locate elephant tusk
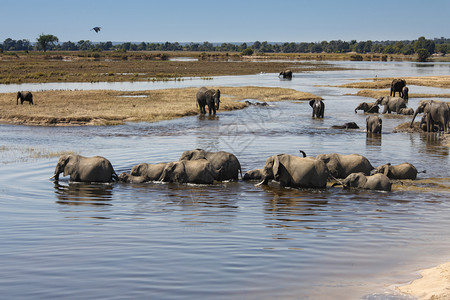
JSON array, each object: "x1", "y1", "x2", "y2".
[{"x1": 49, "y1": 174, "x2": 57, "y2": 180}]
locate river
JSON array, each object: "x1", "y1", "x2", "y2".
[{"x1": 0, "y1": 61, "x2": 449, "y2": 299}]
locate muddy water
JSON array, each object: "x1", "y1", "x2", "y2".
[{"x1": 0, "y1": 61, "x2": 449, "y2": 299}]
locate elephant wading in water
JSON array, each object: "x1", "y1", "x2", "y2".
[
  {"x1": 243, "y1": 169, "x2": 263, "y2": 181},
  {"x1": 159, "y1": 159, "x2": 218, "y2": 184},
  {"x1": 256, "y1": 154, "x2": 329, "y2": 189},
  {"x1": 375, "y1": 96, "x2": 407, "y2": 114},
  {"x1": 333, "y1": 172, "x2": 392, "y2": 192},
  {"x1": 50, "y1": 154, "x2": 117, "y2": 182},
  {"x1": 410, "y1": 100, "x2": 449, "y2": 133},
  {"x1": 316, "y1": 153, "x2": 374, "y2": 179},
  {"x1": 196, "y1": 87, "x2": 220, "y2": 115},
  {"x1": 119, "y1": 162, "x2": 168, "y2": 183},
  {"x1": 279, "y1": 70, "x2": 292, "y2": 79},
  {"x1": 366, "y1": 115, "x2": 382, "y2": 133},
  {"x1": 17, "y1": 91, "x2": 33, "y2": 105},
  {"x1": 390, "y1": 79, "x2": 406, "y2": 98},
  {"x1": 372, "y1": 163, "x2": 420, "y2": 180},
  {"x1": 179, "y1": 149, "x2": 242, "y2": 181},
  {"x1": 309, "y1": 99, "x2": 325, "y2": 118},
  {"x1": 354, "y1": 102, "x2": 379, "y2": 114}
]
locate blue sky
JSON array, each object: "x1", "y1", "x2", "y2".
[{"x1": 2, "y1": 0, "x2": 449, "y2": 43}]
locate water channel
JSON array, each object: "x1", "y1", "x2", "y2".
[{"x1": 0, "y1": 61, "x2": 449, "y2": 299}]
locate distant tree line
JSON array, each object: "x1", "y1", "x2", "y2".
[{"x1": 1, "y1": 35, "x2": 448, "y2": 58}]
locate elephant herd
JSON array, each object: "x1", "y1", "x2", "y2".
[
  {"x1": 51, "y1": 150, "x2": 423, "y2": 193},
  {"x1": 353, "y1": 79, "x2": 449, "y2": 134}
]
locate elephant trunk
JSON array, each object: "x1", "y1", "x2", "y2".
[{"x1": 410, "y1": 109, "x2": 420, "y2": 128}]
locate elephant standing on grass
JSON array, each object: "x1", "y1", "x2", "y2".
[
  {"x1": 17, "y1": 91, "x2": 33, "y2": 105},
  {"x1": 333, "y1": 172, "x2": 392, "y2": 192},
  {"x1": 51, "y1": 154, "x2": 117, "y2": 182},
  {"x1": 372, "y1": 163, "x2": 420, "y2": 180},
  {"x1": 354, "y1": 102, "x2": 379, "y2": 114},
  {"x1": 309, "y1": 99, "x2": 325, "y2": 118},
  {"x1": 390, "y1": 79, "x2": 406, "y2": 97},
  {"x1": 316, "y1": 153, "x2": 374, "y2": 179},
  {"x1": 366, "y1": 115, "x2": 382, "y2": 133},
  {"x1": 279, "y1": 70, "x2": 293, "y2": 79},
  {"x1": 179, "y1": 149, "x2": 242, "y2": 181},
  {"x1": 410, "y1": 100, "x2": 449, "y2": 133},
  {"x1": 159, "y1": 159, "x2": 218, "y2": 184},
  {"x1": 256, "y1": 154, "x2": 329, "y2": 189},
  {"x1": 375, "y1": 96, "x2": 407, "y2": 114},
  {"x1": 196, "y1": 87, "x2": 220, "y2": 115}
]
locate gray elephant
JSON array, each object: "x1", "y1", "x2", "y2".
[
  {"x1": 375, "y1": 96, "x2": 407, "y2": 114},
  {"x1": 130, "y1": 162, "x2": 167, "y2": 181},
  {"x1": 390, "y1": 79, "x2": 406, "y2": 97},
  {"x1": 398, "y1": 107, "x2": 414, "y2": 115},
  {"x1": 372, "y1": 163, "x2": 419, "y2": 180},
  {"x1": 410, "y1": 100, "x2": 449, "y2": 133},
  {"x1": 243, "y1": 169, "x2": 263, "y2": 181},
  {"x1": 402, "y1": 86, "x2": 409, "y2": 101},
  {"x1": 196, "y1": 87, "x2": 220, "y2": 115},
  {"x1": 118, "y1": 172, "x2": 147, "y2": 183},
  {"x1": 279, "y1": 70, "x2": 292, "y2": 79},
  {"x1": 309, "y1": 99, "x2": 325, "y2": 118},
  {"x1": 366, "y1": 115, "x2": 382, "y2": 133},
  {"x1": 159, "y1": 159, "x2": 218, "y2": 184},
  {"x1": 316, "y1": 153, "x2": 374, "y2": 179},
  {"x1": 17, "y1": 91, "x2": 33, "y2": 105},
  {"x1": 50, "y1": 154, "x2": 117, "y2": 182},
  {"x1": 256, "y1": 154, "x2": 329, "y2": 189},
  {"x1": 354, "y1": 102, "x2": 379, "y2": 114},
  {"x1": 331, "y1": 122, "x2": 359, "y2": 129},
  {"x1": 179, "y1": 149, "x2": 242, "y2": 181},
  {"x1": 333, "y1": 172, "x2": 392, "y2": 192}
]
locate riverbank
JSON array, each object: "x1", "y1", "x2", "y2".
[
  {"x1": 0, "y1": 86, "x2": 320, "y2": 126},
  {"x1": 397, "y1": 262, "x2": 450, "y2": 299}
]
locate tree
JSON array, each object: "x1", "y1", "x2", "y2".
[
  {"x1": 416, "y1": 48, "x2": 430, "y2": 62},
  {"x1": 241, "y1": 48, "x2": 254, "y2": 56},
  {"x1": 36, "y1": 34, "x2": 59, "y2": 51}
]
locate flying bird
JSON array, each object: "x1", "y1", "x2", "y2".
[{"x1": 91, "y1": 27, "x2": 101, "y2": 33}]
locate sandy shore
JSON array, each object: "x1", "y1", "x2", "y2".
[{"x1": 397, "y1": 262, "x2": 450, "y2": 299}]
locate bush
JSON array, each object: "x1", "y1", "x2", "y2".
[
  {"x1": 241, "y1": 48, "x2": 254, "y2": 56},
  {"x1": 417, "y1": 48, "x2": 430, "y2": 62}
]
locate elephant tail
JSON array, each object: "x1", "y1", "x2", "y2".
[{"x1": 112, "y1": 170, "x2": 119, "y2": 182}]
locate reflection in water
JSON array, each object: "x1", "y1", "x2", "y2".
[
  {"x1": 366, "y1": 133, "x2": 382, "y2": 147},
  {"x1": 420, "y1": 133, "x2": 449, "y2": 156},
  {"x1": 54, "y1": 182, "x2": 114, "y2": 206}
]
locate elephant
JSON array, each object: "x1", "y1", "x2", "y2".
[
  {"x1": 366, "y1": 115, "x2": 382, "y2": 133},
  {"x1": 50, "y1": 154, "x2": 117, "y2": 182},
  {"x1": 354, "y1": 102, "x2": 379, "y2": 114},
  {"x1": 390, "y1": 79, "x2": 406, "y2": 98},
  {"x1": 316, "y1": 153, "x2": 374, "y2": 179},
  {"x1": 179, "y1": 149, "x2": 242, "y2": 181},
  {"x1": 419, "y1": 113, "x2": 439, "y2": 132},
  {"x1": 410, "y1": 100, "x2": 449, "y2": 133},
  {"x1": 279, "y1": 70, "x2": 292, "y2": 79},
  {"x1": 16, "y1": 91, "x2": 33, "y2": 105},
  {"x1": 309, "y1": 99, "x2": 325, "y2": 118},
  {"x1": 375, "y1": 96, "x2": 407, "y2": 114},
  {"x1": 159, "y1": 159, "x2": 218, "y2": 184},
  {"x1": 256, "y1": 154, "x2": 329, "y2": 189},
  {"x1": 372, "y1": 163, "x2": 419, "y2": 180},
  {"x1": 196, "y1": 87, "x2": 220, "y2": 115},
  {"x1": 331, "y1": 122, "x2": 359, "y2": 129},
  {"x1": 402, "y1": 86, "x2": 409, "y2": 101},
  {"x1": 118, "y1": 172, "x2": 147, "y2": 183},
  {"x1": 333, "y1": 172, "x2": 392, "y2": 192},
  {"x1": 243, "y1": 169, "x2": 263, "y2": 181},
  {"x1": 398, "y1": 107, "x2": 414, "y2": 115},
  {"x1": 130, "y1": 162, "x2": 167, "y2": 182}
]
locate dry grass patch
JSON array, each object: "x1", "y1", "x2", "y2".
[
  {"x1": 334, "y1": 76, "x2": 450, "y2": 89},
  {"x1": 351, "y1": 89, "x2": 450, "y2": 99},
  {"x1": 0, "y1": 86, "x2": 320, "y2": 126}
]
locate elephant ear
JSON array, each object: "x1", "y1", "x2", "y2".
[
  {"x1": 309, "y1": 100, "x2": 315, "y2": 107},
  {"x1": 273, "y1": 155, "x2": 280, "y2": 179},
  {"x1": 383, "y1": 163, "x2": 391, "y2": 176}
]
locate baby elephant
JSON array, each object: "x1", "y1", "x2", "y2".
[
  {"x1": 17, "y1": 91, "x2": 34, "y2": 105},
  {"x1": 309, "y1": 99, "x2": 325, "y2": 118},
  {"x1": 354, "y1": 102, "x2": 379, "y2": 114},
  {"x1": 118, "y1": 172, "x2": 148, "y2": 183},
  {"x1": 243, "y1": 169, "x2": 263, "y2": 181},
  {"x1": 398, "y1": 107, "x2": 414, "y2": 115},
  {"x1": 130, "y1": 162, "x2": 167, "y2": 182},
  {"x1": 331, "y1": 122, "x2": 359, "y2": 129},
  {"x1": 334, "y1": 172, "x2": 392, "y2": 192},
  {"x1": 372, "y1": 163, "x2": 419, "y2": 180},
  {"x1": 366, "y1": 115, "x2": 382, "y2": 133}
]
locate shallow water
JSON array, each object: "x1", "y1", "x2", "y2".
[{"x1": 0, "y1": 61, "x2": 449, "y2": 299}]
